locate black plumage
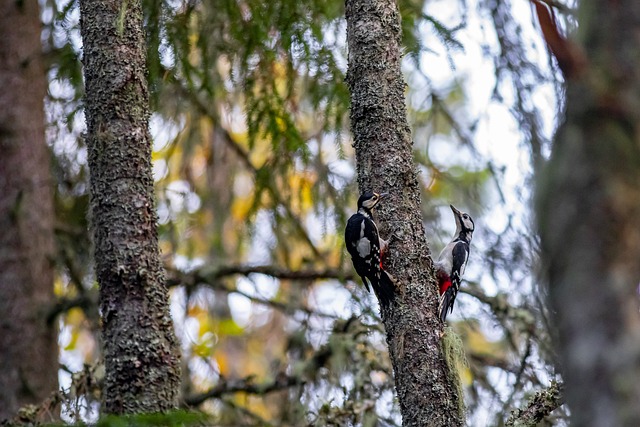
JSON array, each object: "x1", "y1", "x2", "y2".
[{"x1": 345, "y1": 192, "x2": 395, "y2": 307}]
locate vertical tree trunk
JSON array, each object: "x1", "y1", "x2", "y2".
[
  {"x1": 345, "y1": 1, "x2": 464, "y2": 426},
  {"x1": 537, "y1": 2, "x2": 640, "y2": 426},
  {"x1": 79, "y1": 0, "x2": 181, "y2": 413},
  {"x1": 0, "y1": 0, "x2": 57, "y2": 419}
]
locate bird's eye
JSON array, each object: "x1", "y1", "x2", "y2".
[{"x1": 463, "y1": 214, "x2": 468, "y2": 219}]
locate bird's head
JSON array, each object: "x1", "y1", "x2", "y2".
[
  {"x1": 357, "y1": 192, "x2": 388, "y2": 216},
  {"x1": 450, "y1": 204, "x2": 474, "y2": 240}
]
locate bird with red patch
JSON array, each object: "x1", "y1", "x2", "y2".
[
  {"x1": 434, "y1": 205, "x2": 474, "y2": 322},
  {"x1": 344, "y1": 192, "x2": 395, "y2": 307}
]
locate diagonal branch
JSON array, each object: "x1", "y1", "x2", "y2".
[{"x1": 505, "y1": 381, "x2": 564, "y2": 427}]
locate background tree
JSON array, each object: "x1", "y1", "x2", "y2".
[
  {"x1": 0, "y1": 0, "x2": 57, "y2": 420},
  {"x1": 78, "y1": 0, "x2": 181, "y2": 413},
  {"x1": 537, "y1": 1, "x2": 640, "y2": 425}
]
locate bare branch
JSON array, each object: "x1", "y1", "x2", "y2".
[
  {"x1": 46, "y1": 294, "x2": 96, "y2": 325},
  {"x1": 200, "y1": 264, "x2": 353, "y2": 282},
  {"x1": 166, "y1": 264, "x2": 349, "y2": 319},
  {"x1": 48, "y1": 264, "x2": 354, "y2": 321},
  {"x1": 183, "y1": 374, "x2": 304, "y2": 407}
]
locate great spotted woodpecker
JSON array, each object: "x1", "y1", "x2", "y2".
[
  {"x1": 435, "y1": 205, "x2": 474, "y2": 322},
  {"x1": 344, "y1": 192, "x2": 395, "y2": 307}
]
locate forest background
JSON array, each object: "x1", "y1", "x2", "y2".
[{"x1": 5, "y1": 0, "x2": 637, "y2": 425}]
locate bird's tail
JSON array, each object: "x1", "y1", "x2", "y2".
[
  {"x1": 373, "y1": 271, "x2": 396, "y2": 307},
  {"x1": 438, "y1": 286, "x2": 456, "y2": 322}
]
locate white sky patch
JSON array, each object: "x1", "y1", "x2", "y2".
[
  {"x1": 233, "y1": 171, "x2": 254, "y2": 198},
  {"x1": 150, "y1": 113, "x2": 183, "y2": 151},
  {"x1": 309, "y1": 281, "x2": 353, "y2": 318},
  {"x1": 246, "y1": 210, "x2": 276, "y2": 264},
  {"x1": 164, "y1": 180, "x2": 202, "y2": 215},
  {"x1": 228, "y1": 292, "x2": 253, "y2": 328},
  {"x1": 153, "y1": 158, "x2": 169, "y2": 182},
  {"x1": 237, "y1": 274, "x2": 279, "y2": 301}
]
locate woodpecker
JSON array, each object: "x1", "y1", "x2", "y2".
[
  {"x1": 435, "y1": 204, "x2": 474, "y2": 322},
  {"x1": 344, "y1": 192, "x2": 395, "y2": 307}
]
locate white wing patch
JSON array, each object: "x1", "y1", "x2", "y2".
[
  {"x1": 460, "y1": 251, "x2": 469, "y2": 275},
  {"x1": 356, "y1": 220, "x2": 372, "y2": 259},
  {"x1": 357, "y1": 237, "x2": 371, "y2": 259}
]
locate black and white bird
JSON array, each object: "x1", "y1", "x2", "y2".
[
  {"x1": 344, "y1": 192, "x2": 395, "y2": 307},
  {"x1": 434, "y1": 205, "x2": 474, "y2": 322}
]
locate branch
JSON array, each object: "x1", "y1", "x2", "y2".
[
  {"x1": 166, "y1": 265, "x2": 350, "y2": 319},
  {"x1": 505, "y1": 381, "x2": 564, "y2": 427},
  {"x1": 46, "y1": 294, "x2": 96, "y2": 325},
  {"x1": 530, "y1": 0, "x2": 585, "y2": 78},
  {"x1": 183, "y1": 316, "x2": 382, "y2": 408},
  {"x1": 199, "y1": 264, "x2": 354, "y2": 282},
  {"x1": 183, "y1": 373, "x2": 304, "y2": 407},
  {"x1": 48, "y1": 265, "x2": 355, "y2": 321},
  {"x1": 462, "y1": 284, "x2": 536, "y2": 330}
]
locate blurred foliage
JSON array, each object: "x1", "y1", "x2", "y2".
[{"x1": 33, "y1": 0, "x2": 575, "y2": 425}]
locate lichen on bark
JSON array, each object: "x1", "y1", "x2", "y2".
[
  {"x1": 79, "y1": 0, "x2": 181, "y2": 413},
  {"x1": 345, "y1": 0, "x2": 464, "y2": 425}
]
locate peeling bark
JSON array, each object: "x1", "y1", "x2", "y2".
[
  {"x1": 537, "y1": 2, "x2": 640, "y2": 426},
  {"x1": 79, "y1": 0, "x2": 181, "y2": 413},
  {"x1": 0, "y1": 0, "x2": 58, "y2": 419},
  {"x1": 345, "y1": 0, "x2": 464, "y2": 425}
]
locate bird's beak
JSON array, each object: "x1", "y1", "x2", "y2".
[
  {"x1": 378, "y1": 192, "x2": 389, "y2": 199},
  {"x1": 450, "y1": 204, "x2": 461, "y2": 216}
]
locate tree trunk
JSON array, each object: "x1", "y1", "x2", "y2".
[
  {"x1": 345, "y1": 0, "x2": 464, "y2": 426},
  {"x1": 79, "y1": 0, "x2": 181, "y2": 413},
  {"x1": 0, "y1": 0, "x2": 58, "y2": 420},
  {"x1": 536, "y1": 2, "x2": 640, "y2": 426}
]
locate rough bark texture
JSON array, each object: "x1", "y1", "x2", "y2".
[
  {"x1": 79, "y1": 0, "x2": 181, "y2": 413},
  {"x1": 345, "y1": 0, "x2": 463, "y2": 425},
  {"x1": 0, "y1": 0, "x2": 58, "y2": 420},
  {"x1": 536, "y1": 2, "x2": 640, "y2": 426}
]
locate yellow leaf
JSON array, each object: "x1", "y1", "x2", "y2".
[
  {"x1": 192, "y1": 338, "x2": 214, "y2": 358},
  {"x1": 64, "y1": 328, "x2": 79, "y2": 351},
  {"x1": 66, "y1": 307, "x2": 85, "y2": 327},
  {"x1": 217, "y1": 318, "x2": 244, "y2": 336},
  {"x1": 231, "y1": 195, "x2": 254, "y2": 221},
  {"x1": 216, "y1": 353, "x2": 229, "y2": 376}
]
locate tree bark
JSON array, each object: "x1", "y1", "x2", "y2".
[
  {"x1": 345, "y1": 0, "x2": 464, "y2": 425},
  {"x1": 79, "y1": 0, "x2": 181, "y2": 413},
  {"x1": 0, "y1": 0, "x2": 58, "y2": 419},
  {"x1": 536, "y1": 2, "x2": 640, "y2": 426}
]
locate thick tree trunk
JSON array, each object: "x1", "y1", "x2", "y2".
[
  {"x1": 345, "y1": 0, "x2": 464, "y2": 426},
  {"x1": 0, "y1": 0, "x2": 58, "y2": 420},
  {"x1": 79, "y1": 0, "x2": 181, "y2": 413},
  {"x1": 536, "y1": 2, "x2": 640, "y2": 426}
]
